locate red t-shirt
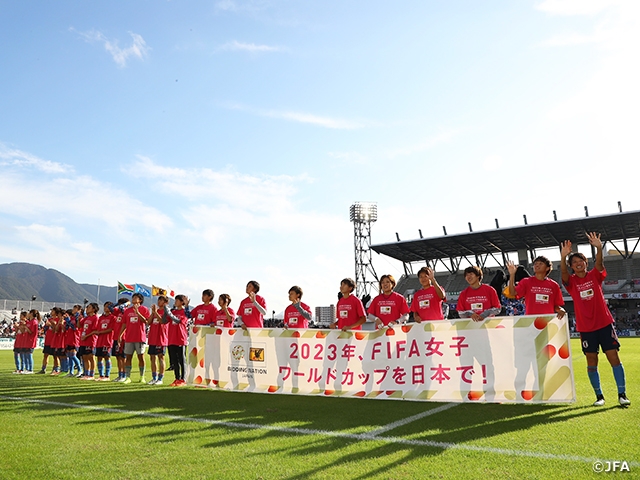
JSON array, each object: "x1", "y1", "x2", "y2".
[
  {"x1": 14, "y1": 327, "x2": 23, "y2": 349},
  {"x1": 122, "y1": 305, "x2": 150, "y2": 343},
  {"x1": 25, "y1": 319, "x2": 39, "y2": 349},
  {"x1": 51, "y1": 318, "x2": 66, "y2": 349},
  {"x1": 95, "y1": 314, "x2": 116, "y2": 348},
  {"x1": 368, "y1": 292, "x2": 410, "y2": 326},
  {"x1": 148, "y1": 310, "x2": 169, "y2": 347},
  {"x1": 44, "y1": 319, "x2": 55, "y2": 346},
  {"x1": 112, "y1": 310, "x2": 124, "y2": 344},
  {"x1": 336, "y1": 295, "x2": 366, "y2": 330},
  {"x1": 65, "y1": 315, "x2": 81, "y2": 347},
  {"x1": 284, "y1": 303, "x2": 311, "y2": 329},
  {"x1": 79, "y1": 315, "x2": 98, "y2": 348},
  {"x1": 456, "y1": 284, "x2": 501, "y2": 314},
  {"x1": 167, "y1": 308, "x2": 188, "y2": 346},
  {"x1": 214, "y1": 307, "x2": 235, "y2": 328},
  {"x1": 191, "y1": 304, "x2": 219, "y2": 326},
  {"x1": 238, "y1": 295, "x2": 266, "y2": 328},
  {"x1": 515, "y1": 276, "x2": 564, "y2": 315},
  {"x1": 411, "y1": 287, "x2": 445, "y2": 320},
  {"x1": 564, "y1": 268, "x2": 613, "y2": 332}
]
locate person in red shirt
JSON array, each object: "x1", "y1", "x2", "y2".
[
  {"x1": 162, "y1": 294, "x2": 190, "y2": 386},
  {"x1": 148, "y1": 296, "x2": 170, "y2": 385},
  {"x1": 238, "y1": 281, "x2": 267, "y2": 329},
  {"x1": 411, "y1": 267, "x2": 447, "y2": 322},
  {"x1": 110, "y1": 298, "x2": 130, "y2": 382},
  {"x1": 456, "y1": 266, "x2": 501, "y2": 321},
  {"x1": 191, "y1": 289, "x2": 219, "y2": 327},
  {"x1": 79, "y1": 303, "x2": 99, "y2": 380},
  {"x1": 330, "y1": 278, "x2": 366, "y2": 331},
  {"x1": 51, "y1": 308, "x2": 67, "y2": 375},
  {"x1": 118, "y1": 293, "x2": 151, "y2": 384},
  {"x1": 38, "y1": 309, "x2": 58, "y2": 374},
  {"x1": 561, "y1": 233, "x2": 630, "y2": 407},
  {"x1": 63, "y1": 306, "x2": 83, "y2": 377},
  {"x1": 284, "y1": 286, "x2": 312, "y2": 329},
  {"x1": 21, "y1": 309, "x2": 40, "y2": 374},
  {"x1": 507, "y1": 257, "x2": 566, "y2": 317},
  {"x1": 368, "y1": 275, "x2": 410, "y2": 329},
  {"x1": 215, "y1": 294, "x2": 235, "y2": 327},
  {"x1": 12, "y1": 312, "x2": 26, "y2": 374},
  {"x1": 92, "y1": 302, "x2": 116, "y2": 381}
]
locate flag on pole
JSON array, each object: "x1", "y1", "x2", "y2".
[
  {"x1": 169, "y1": 289, "x2": 175, "y2": 298},
  {"x1": 152, "y1": 285, "x2": 167, "y2": 297},
  {"x1": 135, "y1": 284, "x2": 151, "y2": 297},
  {"x1": 117, "y1": 282, "x2": 135, "y2": 296}
]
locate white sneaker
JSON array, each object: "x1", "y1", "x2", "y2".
[
  {"x1": 619, "y1": 393, "x2": 631, "y2": 406},
  {"x1": 148, "y1": 379, "x2": 157, "y2": 385},
  {"x1": 155, "y1": 379, "x2": 163, "y2": 385},
  {"x1": 593, "y1": 395, "x2": 605, "y2": 406}
]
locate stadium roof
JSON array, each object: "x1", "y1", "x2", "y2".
[{"x1": 371, "y1": 210, "x2": 640, "y2": 263}]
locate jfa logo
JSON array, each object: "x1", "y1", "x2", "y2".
[{"x1": 593, "y1": 460, "x2": 630, "y2": 473}]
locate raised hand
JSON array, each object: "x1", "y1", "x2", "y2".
[
  {"x1": 586, "y1": 232, "x2": 603, "y2": 249},
  {"x1": 506, "y1": 260, "x2": 517, "y2": 276},
  {"x1": 560, "y1": 240, "x2": 572, "y2": 258}
]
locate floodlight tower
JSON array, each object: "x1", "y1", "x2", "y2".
[{"x1": 350, "y1": 202, "x2": 379, "y2": 298}]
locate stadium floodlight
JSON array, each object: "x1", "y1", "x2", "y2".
[
  {"x1": 349, "y1": 202, "x2": 377, "y2": 223},
  {"x1": 350, "y1": 202, "x2": 379, "y2": 298}
]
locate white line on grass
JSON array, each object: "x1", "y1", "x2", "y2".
[
  {"x1": 1, "y1": 395, "x2": 636, "y2": 467},
  {"x1": 368, "y1": 402, "x2": 458, "y2": 436}
]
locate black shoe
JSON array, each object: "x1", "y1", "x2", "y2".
[
  {"x1": 167, "y1": 366, "x2": 174, "y2": 371},
  {"x1": 593, "y1": 394, "x2": 605, "y2": 406},
  {"x1": 619, "y1": 393, "x2": 631, "y2": 407}
]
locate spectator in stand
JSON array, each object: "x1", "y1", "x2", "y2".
[
  {"x1": 457, "y1": 266, "x2": 501, "y2": 321},
  {"x1": 215, "y1": 294, "x2": 235, "y2": 328},
  {"x1": 284, "y1": 286, "x2": 312, "y2": 329},
  {"x1": 148, "y1": 296, "x2": 170, "y2": 385},
  {"x1": 238, "y1": 281, "x2": 267, "y2": 329},
  {"x1": 411, "y1": 267, "x2": 446, "y2": 322},
  {"x1": 330, "y1": 278, "x2": 366, "y2": 331},
  {"x1": 368, "y1": 275, "x2": 410, "y2": 328},
  {"x1": 162, "y1": 294, "x2": 190, "y2": 386},
  {"x1": 561, "y1": 233, "x2": 631, "y2": 407}
]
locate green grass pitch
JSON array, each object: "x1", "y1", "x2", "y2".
[{"x1": 0, "y1": 338, "x2": 638, "y2": 479}]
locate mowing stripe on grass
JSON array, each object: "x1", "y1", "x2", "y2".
[
  {"x1": 368, "y1": 402, "x2": 458, "y2": 436},
  {"x1": 1, "y1": 395, "x2": 636, "y2": 467}
]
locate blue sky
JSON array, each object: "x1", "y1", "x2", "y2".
[{"x1": 1, "y1": 0, "x2": 639, "y2": 315}]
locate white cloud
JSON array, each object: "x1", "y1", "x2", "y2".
[
  {"x1": 0, "y1": 144, "x2": 73, "y2": 174},
  {"x1": 538, "y1": 32, "x2": 603, "y2": 47},
  {"x1": 218, "y1": 40, "x2": 283, "y2": 53},
  {"x1": 222, "y1": 103, "x2": 368, "y2": 129},
  {"x1": 128, "y1": 156, "x2": 341, "y2": 246},
  {"x1": 71, "y1": 28, "x2": 150, "y2": 67}
]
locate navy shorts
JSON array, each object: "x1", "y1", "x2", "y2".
[
  {"x1": 43, "y1": 345, "x2": 55, "y2": 355},
  {"x1": 111, "y1": 340, "x2": 125, "y2": 358},
  {"x1": 65, "y1": 345, "x2": 78, "y2": 352},
  {"x1": 95, "y1": 346, "x2": 111, "y2": 358},
  {"x1": 580, "y1": 324, "x2": 620, "y2": 354},
  {"x1": 148, "y1": 345, "x2": 166, "y2": 356},
  {"x1": 78, "y1": 346, "x2": 96, "y2": 357},
  {"x1": 22, "y1": 348, "x2": 34, "y2": 354},
  {"x1": 53, "y1": 348, "x2": 65, "y2": 357}
]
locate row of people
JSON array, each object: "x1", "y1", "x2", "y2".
[{"x1": 12, "y1": 240, "x2": 631, "y2": 407}]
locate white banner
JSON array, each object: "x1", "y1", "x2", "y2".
[
  {"x1": 186, "y1": 315, "x2": 575, "y2": 403},
  {"x1": 0, "y1": 337, "x2": 44, "y2": 350}
]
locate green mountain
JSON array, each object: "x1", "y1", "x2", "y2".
[{"x1": 0, "y1": 262, "x2": 118, "y2": 303}]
